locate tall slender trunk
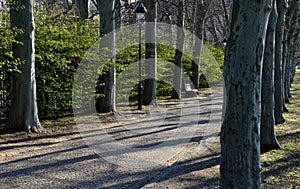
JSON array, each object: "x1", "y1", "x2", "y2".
[
  {"x1": 282, "y1": 26, "x2": 289, "y2": 105},
  {"x1": 274, "y1": 0, "x2": 287, "y2": 124},
  {"x1": 172, "y1": 0, "x2": 184, "y2": 99},
  {"x1": 284, "y1": 1, "x2": 299, "y2": 102},
  {"x1": 220, "y1": 1, "x2": 273, "y2": 188},
  {"x1": 281, "y1": 0, "x2": 298, "y2": 111},
  {"x1": 261, "y1": 1, "x2": 281, "y2": 153},
  {"x1": 7, "y1": 0, "x2": 43, "y2": 132},
  {"x1": 96, "y1": 0, "x2": 116, "y2": 113},
  {"x1": 191, "y1": 1, "x2": 207, "y2": 89},
  {"x1": 221, "y1": 0, "x2": 229, "y2": 37},
  {"x1": 142, "y1": 0, "x2": 157, "y2": 105}
]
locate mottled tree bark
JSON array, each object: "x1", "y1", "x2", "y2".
[
  {"x1": 261, "y1": 1, "x2": 281, "y2": 154},
  {"x1": 220, "y1": 1, "x2": 273, "y2": 188},
  {"x1": 274, "y1": 0, "x2": 287, "y2": 124},
  {"x1": 142, "y1": 0, "x2": 157, "y2": 105},
  {"x1": 283, "y1": 0, "x2": 299, "y2": 104},
  {"x1": 7, "y1": 0, "x2": 43, "y2": 132},
  {"x1": 96, "y1": 0, "x2": 116, "y2": 113}
]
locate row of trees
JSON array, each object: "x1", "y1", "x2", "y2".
[
  {"x1": 1, "y1": 0, "x2": 226, "y2": 130},
  {"x1": 1, "y1": 0, "x2": 300, "y2": 188},
  {"x1": 221, "y1": 0, "x2": 300, "y2": 188}
]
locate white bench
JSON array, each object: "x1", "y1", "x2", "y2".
[{"x1": 184, "y1": 84, "x2": 199, "y2": 97}]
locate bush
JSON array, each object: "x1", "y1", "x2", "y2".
[
  {"x1": 0, "y1": 11, "x2": 22, "y2": 118},
  {"x1": 34, "y1": 11, "x2": 99, "y2": 115}
]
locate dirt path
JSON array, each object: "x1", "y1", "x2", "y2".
[{"x1": 0, "y1": 90, "x2": 223, "y2": 189}]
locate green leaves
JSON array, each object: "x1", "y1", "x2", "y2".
[
  {"x1": 0, "y1": 11, "x2": 22, "y2": 113},
  {"x1": 34, "y1": 12, "x2": 99, "y2": 115}
]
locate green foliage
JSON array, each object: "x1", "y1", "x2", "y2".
[
  {"x1": 116, "y1": 43, "x2": 224, "y2": 102},
  {"x1": 198, "y1": 44, "x2": 224, "y2": 88},
  {"x1": 0, "y1": 11, "x2": 22, "y2": 72},
  {"x1": 207, "y1": 44, "x2": 225, "y2": 72},
  {"x1": 34, "y1": 11, "x2": 99, "y2": 115},
  {"x1": 157, "y1": 44, "x2": 224, "y2": 92},
  {"x1": 0, "y1": 11, "x2": 22, "y2": 118},
  {"x1": 1, "y1": 4, "x2": 225, "y2": 117},
  {"x1": 117, "y1": 43, "x2": 224, "y2": 101}
]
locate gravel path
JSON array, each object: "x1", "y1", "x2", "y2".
[{"x1": 0, "y1": 89, "x2": 222, "y2": 189}]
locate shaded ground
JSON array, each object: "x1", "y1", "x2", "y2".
[
  {"x1": 260, "y1": 70, "x2": 300, "y2": 189},
  {"x1": 0, "y1": 90, "x2": 222, "y2": 189},
  {"x1": 0, "y1": 72, "x2": 300, "y2": 189}
]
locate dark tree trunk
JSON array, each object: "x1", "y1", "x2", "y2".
[
  {"x1": 274, "y1": 0, "x2": 287, "y2": 124},
  {"x1": 96, "y1": 0, "x2": 116, "y2": 113},
  {"x1": 191, "y1": 1, "x2": 207, "y2": 89},
  {"x1": 261, "y1": 1, "x2": 281, "y2": 154},
  {"x1": 283, "y1": 0, "x2": 299, "y2": 104},
  {"x1": 172, "y1": 0, "x2": 184, "y2": 99},
  {"x1": 142, "y1": 0, "x2": 157, "y2": 105},
  {"x1": 75, "y1": 0, "x2": 89, "y2": 20}
]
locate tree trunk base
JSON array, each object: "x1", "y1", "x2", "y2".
[
  {"x1": 171, "y1": 89, "x2": 180, "y2": 99},
  {"x1": 260, "y1": 142, "x2": 281, "y2": 154},
  {"x1": 275, "y1": 117, "x2": 285, "y2": 125},
  {"x1": 27, "y1": 124, "x2": 45, "y2": 133}
]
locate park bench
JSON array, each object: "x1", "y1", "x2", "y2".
[{"x1": 184, "y1": 83, "x2": 199, "y2": 97}]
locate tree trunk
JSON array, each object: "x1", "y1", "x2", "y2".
[
  {"x1": 283, "y1": 1, "x2": 299, "y2": 103},
  {"x1": 96, "y1": 0, "x2": 116, "y2": 113},
  {"x1": 142, "y1": 0, "x2": 157, "y2": 105},
  {"x1": 115, "y1": 0, "x2": 122, "y2": 29},
  {"x1": 274, "y1": 0, "x2": 287, "y2": 124},
  {"x1": 75, "y1": 0, "x2": 89, "y2": 20},
  {"x1": 261, "y1": 1, "x2": 281, "y2": 154},
  {"x1": 221, "y1": 0, "x2": 229, "y2": 37},
  {"x1": 220, "y1": 1, "x2": 273, "y2": 188},
  {"x1": 191, "y1": 1, "x2": 207, "y2": 89},
  {"x1": 287, "y1": 6, "x2": 299, "y2": 89},
  {"x1": 7, "y1": 0, "x2": 43, "y2": 132},
  {"x1": 172, "y1": 0, "x2": 184, "y2": 99},
  {"x1": 281, "y1": 3, "x2": 298, "y2": 113}
]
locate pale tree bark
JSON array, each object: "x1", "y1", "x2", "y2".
[
  {"x1": 206, "y1": 17, "x2": 219, "y2": 42},
  {"x1": 75, "y1": 0, "x2": 89, "y2": 20},
  {"x1": 220, "y1": 1, "x2": 273, "y2": 188},
  {"x1": 221, "y1": 0, "x2": 229, "y2": 37},
  {"x1": 274, "y1": 0, "x2": 287, "y2": 124},
  {"x1": 261, "y1": 1, "x2": 281, "y2": 154},
  {"x1": 172, "y1": 0, "x2": 184, "y2": 99},
  {"x1": 7, "y1": 0, "x2": 43, "y2": 132},
  {"x1": 96, "y1": 0, "x2": 116, "y2": 113},
  {"x1": 142, "y1": 0, "x2": 157, "y2": 105},
  {"x1": 191, "y1": 0, "x2": 210, "y2": 89}
]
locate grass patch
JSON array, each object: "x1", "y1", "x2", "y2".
[{"x1": 261, "y1": 71, "x2": 300, "y2": 189}]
